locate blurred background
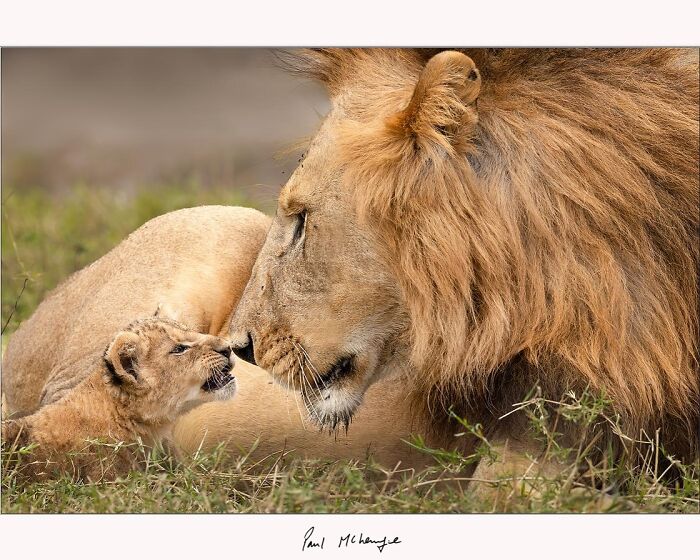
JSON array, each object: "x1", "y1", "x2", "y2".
[
  {"x1": 1, "y1": 48, "x2": 329, "y2": 336},
  {"x1": 3, "y1": 48, "x2": 329, "y2": 200}
]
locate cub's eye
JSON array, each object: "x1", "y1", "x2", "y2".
[
  {"x1": 291, "y1": 210, "x2": 307, "y2": 246},
  {"x1": 170, "y1": 344, "x2": 190, "y2": 355}
]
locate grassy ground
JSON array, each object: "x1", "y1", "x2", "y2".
[
  {"x1": 3, "y1": 407, "x2": 698, "y2": 513},
  {"x1": 2, "y1": 185, "x2": 698, "y2": 513}
]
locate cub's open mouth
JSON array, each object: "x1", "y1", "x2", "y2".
[
  {"x1": 202, "y1": 362, "x2": 234, "y2": 392},
  {"x1": 317, "y1": 355, "x2": 355, "y2": 387}
]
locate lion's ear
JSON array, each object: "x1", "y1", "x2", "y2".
[
  {"x1": 389, "y1": 50, "x2": 481, "y2": 153},
  {"x1": 103, "y1": 331, "x2": 142, "y2": 388}
]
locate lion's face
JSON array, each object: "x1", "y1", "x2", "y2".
[
  {"x1": 230, "y1": 114, "x2": 408, "y2": 429},
  {"x1": 104, "y1": 318, "x2": 236, "y2": 423}
]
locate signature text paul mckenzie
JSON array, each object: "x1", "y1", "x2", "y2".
[{"x1": 302, "y1": 526, "x2": 402, "y2": 553}]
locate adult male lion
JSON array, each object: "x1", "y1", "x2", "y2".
[{"x1": 230, "y1": 48, "x2": 700, "y2": 478}]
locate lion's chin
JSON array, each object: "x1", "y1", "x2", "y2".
[{"x1": 304, "y1": 386, "x2": 364, "y2": 432}]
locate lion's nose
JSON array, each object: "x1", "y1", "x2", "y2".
[
  {"x1": 232, "y1": 332, "x2": 256, "y2": 365},
  {"x1": 215, "y1": 346, "x2": 232, "y2": 360}
]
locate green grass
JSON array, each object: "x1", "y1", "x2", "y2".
[
  {"x1": 1, "y1": 184, "x2": 698, "y2": 513},
  {"x1": 3, "y1": 409, "x2": 698, "y2": 513}
]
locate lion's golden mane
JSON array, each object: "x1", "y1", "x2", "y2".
[{"x1": 282, "y1": 48, "x2": 699, "y2": 458}]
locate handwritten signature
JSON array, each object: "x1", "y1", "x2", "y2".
[{"x1": 302, "y1": 526, "x2": 402, "y2": 553}]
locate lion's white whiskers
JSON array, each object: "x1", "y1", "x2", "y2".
[
  {"x1": 290, "y1": 353, "x2": 308, "y2": 430},
  {"x1": 297, "y1": 353, "x2": 321, "y2": 422},
  {"x1": 292, "y1": 341, "x2": 324, "y2": 402}
]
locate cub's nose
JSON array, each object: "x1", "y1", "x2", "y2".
[{"x1": 232, "y1": 332, "x2": 256, "y2": 365}]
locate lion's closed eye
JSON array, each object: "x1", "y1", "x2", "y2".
[{"x1": 291, "y1": 210, "x2": 307, "y2": 246}]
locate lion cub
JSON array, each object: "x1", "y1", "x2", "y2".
[{"x1": 2, "y1": 318, "x2": 236, "y2": 481}]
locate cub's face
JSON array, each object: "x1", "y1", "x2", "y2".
[{"x1": 103, "y1": 318, "x2": 236, "y2": 423}]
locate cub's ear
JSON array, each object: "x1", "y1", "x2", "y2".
[
  {"x1": 103, "y1": 331, "x2": 142, "y2": 388},
  {"x1": 389, "y1": 50, "x2": 481, "y2": 153}
]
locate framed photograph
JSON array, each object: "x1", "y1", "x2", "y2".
[{"x1": 1, "y1": 2, "x2": 698, "y2": 558}]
